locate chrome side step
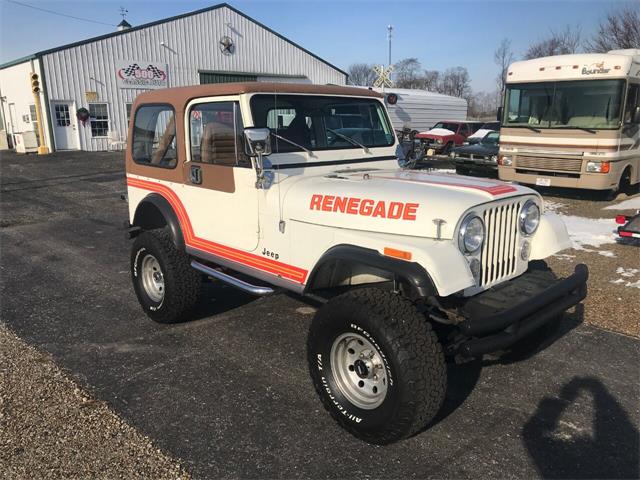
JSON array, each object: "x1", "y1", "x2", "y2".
[{"x1": 190, "y1": 260, "x2": 274, "y2": 296}]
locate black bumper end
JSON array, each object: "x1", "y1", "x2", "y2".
[{"x1": 454, "y1": 263, "x2": 588, "y2": 359}]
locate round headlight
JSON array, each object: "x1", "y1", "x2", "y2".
[
  {"x1": 459, "y1": 214, "x2": 485, "y2": 254},
  {"x1": 519, "y1": 200, "x2": 540, "y2": 235}
]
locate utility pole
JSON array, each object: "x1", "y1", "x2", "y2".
[{"x1": 387, "y1": 25, "x2": 393, "y2": 68}]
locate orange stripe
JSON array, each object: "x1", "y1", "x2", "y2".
[{"x1": 127, "y1": 177, "x2": 308, "y2": 283}]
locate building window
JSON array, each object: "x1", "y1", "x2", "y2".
[
  {"x1": 29, "y1": 104, "x2": 40, "y2": 143},
  {"x1": 189, "y1": 101, "x2": 247, "y2": 166},
  {"x1": 132, "y1": 104, "x2": 177, "y2": 168},
  {"x1": 54, "y1": 104, "x2": 70, "y2": 127},
  {"x1": 89, "y1": 103, "x2": 109, "y2": 137}
]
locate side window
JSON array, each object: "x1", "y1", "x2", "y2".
[
  {"x1": 459, "y1": 124, "x2": 469, "y2": 136},
  {"x1": 132, "y1": 105, "x2": 177, "y2": 168},
  {"x1": 189, "y1": 101, "x2": 248, "y2": 166},
  {"x1": 89, "y1": 103, "x2": 109, "y2": 137},
  {"x1": 624, "y1": 84, "x2": 640, "y2": 124}
]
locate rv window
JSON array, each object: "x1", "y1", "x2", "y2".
[{"x1": 624, "y1": 84, "x2": 639, "y2": 124}]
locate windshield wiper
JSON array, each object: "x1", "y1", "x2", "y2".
[
  {"x1": 327, "y1": 128, "x2": 370, "y2": 153},
  {"x1": 523, "y1": 125, "x2": 542, "y2": 133},
  {"x1": 573, "y1": 126, "x2": 597, "y2": 134},
  {"x1": 271, "y1": 133, "x2": 315, "y2": 156}
]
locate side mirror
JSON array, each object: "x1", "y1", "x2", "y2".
[
  {"x1": 244, "y1": 127, "x2": 272, "y2": 157},
  {"x1": 496, "y1": 106, "x2": 503, "y2": 122},
  {"x1": 244, "y1": 128, "x2": 272, "y2": 189}
]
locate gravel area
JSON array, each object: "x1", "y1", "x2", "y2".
[
  {"x1": 540, "y1": 189, "x2": 640, "y2": 338},
  {"x1": 0, "y1": 324, "x2": 190, "y2": 479}
]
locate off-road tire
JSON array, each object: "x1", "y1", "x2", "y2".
[
  {"x1": 456, "y1": 166, "x2": 470, "y2": 176},
  {"x1": 307, "y1": 289, "x2": 446, "y2": 444},
  {"x1": 131, "y1": 228, "x2": 201, "y2": 323}
]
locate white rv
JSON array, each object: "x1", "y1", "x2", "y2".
[
  {"x1": 371, "y1": 87, "x2": 468, "y2": 133},
  {"x1": 498, "y1": 49, "x2": 640, "y2": 194}
]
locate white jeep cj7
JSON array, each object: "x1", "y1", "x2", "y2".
[{"x1": 125, "y1": 83, "x2": 588, "y2": 444}]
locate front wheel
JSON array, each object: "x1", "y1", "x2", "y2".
[{"x1": 307, "y1": 289, "x2": 446, "y2": 444}]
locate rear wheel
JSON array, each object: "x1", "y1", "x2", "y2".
[
  {"x1": 131, "y1": 228, "x2": 201, "y2": 323},
  {"x1": 307, "y1": 289, "x2": 446, "y2": 444},
  {"x1": 456, "y1": 166, "x2": 470, "y2": 176}
]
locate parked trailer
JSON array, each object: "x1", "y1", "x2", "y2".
[{"x1": 370, "y1": 87, "x2": 467, "y2": 133}]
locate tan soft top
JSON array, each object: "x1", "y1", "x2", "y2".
[{"x1": 133, "y1": 82, "x2": 383, "y2": 110}]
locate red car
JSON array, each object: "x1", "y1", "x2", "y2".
[{"x1": 415, "y1": 121, "x2": 484, "y2": 155}]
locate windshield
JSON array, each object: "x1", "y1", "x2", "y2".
[
  {"x1": 504, "y1": 79, "x2": 625, "y2": 130},
  {"x1": 481, "y1": 132, "x2": 500, "y2": 145},
  {"x1": 432, "y1": 122, "x2": 459, "y2": 132},
  {"x1": 250, "y1": 94, "x2": 394, "y2": 153}
]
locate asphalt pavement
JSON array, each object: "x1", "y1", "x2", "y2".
[{"x1": 1, "y1": 150, "x2": 638, "y2": 479}]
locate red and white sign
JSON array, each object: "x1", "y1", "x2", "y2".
[{"x1": 116, "y1": 60, "x2": 168, "y2": 89}]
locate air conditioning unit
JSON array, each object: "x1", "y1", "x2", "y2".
[{"x1": 14, "y1": 131, "x2": 39, "y2": 153}]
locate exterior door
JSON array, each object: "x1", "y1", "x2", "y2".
[
  {"x1": 51, "y1": 101, "x2": 79, "y2": 150},
  {"x1": 182, "y1": 98, "x2": 259, "y2": 251}
]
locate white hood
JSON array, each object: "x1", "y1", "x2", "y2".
[{"x1": 284, "y1": 169, "x2": 534, "y2": 240}]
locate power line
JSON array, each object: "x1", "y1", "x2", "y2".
[{"x1": 5, "y1": 0, "x2": 116, "y2": 27}]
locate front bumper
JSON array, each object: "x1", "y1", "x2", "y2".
[
  {"x1": 451, "y1": 262, "x2": 588, "y2": 358},
  {"x1": 454, "y1": 158, "x2": 498, "y2": 171}
]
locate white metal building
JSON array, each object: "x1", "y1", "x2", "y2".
[{"x1": 0, "y1": 3, "x2": 347, "y2": 152}]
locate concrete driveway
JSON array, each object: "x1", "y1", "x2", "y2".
[{"x1": 1, "y1": 150, "x2": 638, "y2": 479}]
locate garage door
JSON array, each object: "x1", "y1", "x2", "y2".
[{"x1": 199, "y1": 72, "x2": 258, "y2": 84}]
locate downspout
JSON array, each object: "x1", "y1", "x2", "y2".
[{"x1": 37, "y1": 56, "x2": 56, "y2": 152}]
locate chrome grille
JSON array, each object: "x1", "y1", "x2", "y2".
[
  {"x1": 480, "y1": 201, "x2": 521, "y2": 286},
  {"x1": 516, "y1": 156, "x2": 583, "y2": 172}
]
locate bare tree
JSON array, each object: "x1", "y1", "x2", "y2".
[
  {"x1": 524, "y1": 25, "x2": 582, "y2": 59},
  {"x1": 494, "y1": 38, "x2": 515, "y2": 94},
  {"x1": 423, "y1": 70, "x2": 440, "y2": 92},
  {"x1": 347, "y1": 63, "x2": 377, "y2": 86},
  {"x1": 394, "y1": 58, "x2": 423, "y2": 89},
  {"x1": 585, "y1": 6, "x2": 640, "y2": 52},
  {"x1": 440, "y1": 67, "x2": 471, "y2": 98}
]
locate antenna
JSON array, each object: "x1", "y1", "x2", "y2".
[{"x1": 119, "y1": 6, "x2": 128, "y2": 21}]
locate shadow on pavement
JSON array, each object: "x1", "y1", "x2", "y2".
[{"x1": 523, "y1": 376, "x2": 640, "y2": 479}]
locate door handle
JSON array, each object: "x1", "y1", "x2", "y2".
[{"x1": 190, "y1": 165, "x2": 202, "y2": 184}]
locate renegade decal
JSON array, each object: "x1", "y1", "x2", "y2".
[{"x1": 310, "y1": 194, "x2": 419, "y2": 220}]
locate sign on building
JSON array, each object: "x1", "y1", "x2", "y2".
[{"x1": 115, "y1": 60, "x2": 168, "y2": 89}]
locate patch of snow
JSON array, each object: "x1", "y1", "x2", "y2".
[
  {"x1": 598, "y1": 250, "x2": 616, "y2": 258},
  {"x1": 468, "y1": 128, "x2": 494, "y2": 139},
  {"x1": 544, "y1": 200, "x2": 568, "y2": 214},
  {"x1": 554, "y1": 253, "x2": 576, "y2": 261},
  {"x1": 616, "y1": 267, "x2": 638, "y2": 277},
  {"x1": 432, "y1": 168, "x2": 457, "y2": 174},
  {"x1": 558, "y1": 214, "x2": 617, "y2": 250},
  {"x1": 603, "y1": 196, "x2": 640, "y2": 210}
]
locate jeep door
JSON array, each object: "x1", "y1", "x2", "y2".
[{"x1": 181, "y1": 98, "x2": 259, "y2": 251}]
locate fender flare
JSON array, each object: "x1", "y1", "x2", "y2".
[
  {"x1": 132, "y1": 193, "x2": 185, "y2": 249},
  {"x1": 304, "y1": 244, "x2": 437, "y2": 298}
]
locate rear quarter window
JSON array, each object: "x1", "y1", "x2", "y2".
[{"x1": 132, "y1": 104, "x2": 178, "y2": 168}]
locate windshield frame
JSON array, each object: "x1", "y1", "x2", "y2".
[
  {"x1": 503, "y1": 78, "x2": 626, "y2": 131},
  {"x1": 248, "y1": 93, "x2": 395, "y2": 153}
]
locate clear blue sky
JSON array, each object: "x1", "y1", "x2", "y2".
[{"x1": 0, "y1": 0, "x2": 631, "y2": 93}]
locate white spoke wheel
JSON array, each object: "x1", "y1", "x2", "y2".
[
  {"x1": 330, "y1": 333, "x2": 388, "y2": 410},
  {"x1": 141, "y1": 254, "x2": 165, "y2": 302}
]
